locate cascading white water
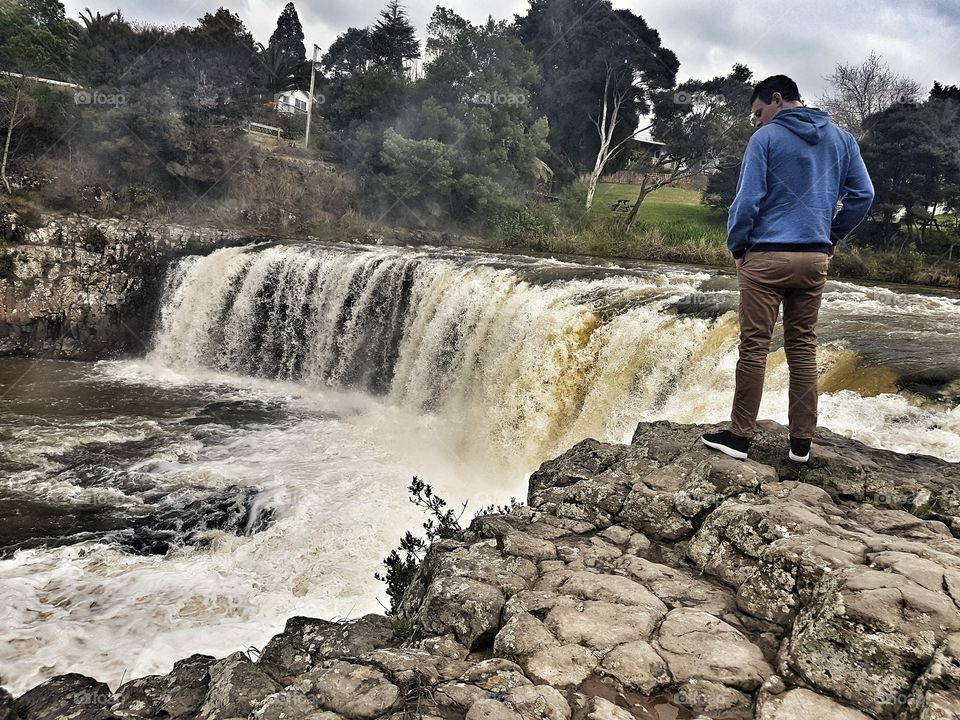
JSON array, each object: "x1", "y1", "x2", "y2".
[
  {"x1": 151, "y1": 242, "x2": 960, "y2": 468},
  {"x1": 151, "y1": 243, "x2": 727, "y2": 470}
]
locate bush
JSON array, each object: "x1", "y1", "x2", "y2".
[
  {"x1": 369, "y1": 129, "x2": 455, "y2": 226},
  {"x1": 80, "y1": 226, "x2": 109, "y2": 252},
  {"x1": 375, "y1": 478, "x2": 522, "y2": 615},
  {"x1": 486, "y1": 198, "x2": 561, "y2": 248},
  {"x1": 375, "y1": 478, "x2": 466, "y2": 615},
  {"x1": 0, "y1": 251, "x2": 15, "y2": 279},
  {"x1": 451, "y1": 174, "x2": 505, "y2": 221},
  {"x1": 829, "y1": 246, "x2": 960, "y2": 287},
  {"x1": 127, "y1": 184, "x2": 160, "y2": 207}
]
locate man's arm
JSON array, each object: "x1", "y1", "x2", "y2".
[
  {"x1": 727, "y1": 132, "x2": 768, "y2": 259},
  {"x1": 830, "y1": 136, "x2": 875, "y2": 245}
]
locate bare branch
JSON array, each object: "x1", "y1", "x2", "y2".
[{"x1": 817, "y1": 51, "x2": 921, "y2": 139}]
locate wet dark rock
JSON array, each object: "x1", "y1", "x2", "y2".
[
  {"x1": 0, "y1": 481, "x2": 274, "y2": 558},
  {"x1": 0, "y1": 491, "x2": 133, "y2": 558},
  {"x1": 667, "y1": 292, "x2": 738, "y2": 320},
  {"x1": 119, "y1": 484, "x2": 274, "y2": 556},
  {"x1": 110, "y1": 653, "x2": 214, "y2": 719},
  {"x1": 0, "y1": 687, "x2": 19, "y2": 720},
  {"x1": 179, "y1": 400, "x2": 287, "y2": 428},
  {"x1": 258, "y1": 615, "x2": 399, "y2": 685},
  {"x1": 13, "y1": 674, "x2": 112, "y2": 720}
]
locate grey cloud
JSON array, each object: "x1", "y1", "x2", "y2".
[
  {"x1": 622, "y1": 0, "x2": 959, "y2": 98},
  {"x1": 62, "y1": 0, "x2": 958, "y2": 95}
]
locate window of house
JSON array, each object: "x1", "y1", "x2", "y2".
[{"x1": 295, "y1": 99, "x2": 307, "y2": 111}]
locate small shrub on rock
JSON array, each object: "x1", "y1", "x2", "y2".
[
  {"x1": 0, "y1": 251, "x2": 15, "y2": 279},
  {"x1": 376, "y1": 478, "x2": 523, "y2": 614},
  {"x1": 80, "y1": 226, "x2": 109, "y2": 252},
  {"x1": 128, "y1": 184, "x2": 159, "y2": 207},
  {"x1": 376, "y1": 478, "x2": 467, "y2": 614}
]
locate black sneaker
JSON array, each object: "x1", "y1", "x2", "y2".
[
  {"x1": 789, "y1": 436, "x2": 812, "y2": 463},
  {"x1": 701, "y1": 430, "x2": 750, "y2": 460}
]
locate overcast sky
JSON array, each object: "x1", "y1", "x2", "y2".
[{"x1": 62, "y1": 0, "x2": 959, "y2": 99}]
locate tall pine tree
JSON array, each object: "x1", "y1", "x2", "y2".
[
  {"x1": 370, "y1": 0, "x2": 419, "y2": 74},
  {"x1": 268, "y1": 2, "x2": 306, "y2": 65}
]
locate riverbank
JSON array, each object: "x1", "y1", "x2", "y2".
[
  {"x1": 5, "y1": 420, "x2": 959, "y2": 720},
  {"x1": 500, "y1": 218, "x2": 960, "y2": 290},
  {"x1": 4, "y1": 191, "x2": 960, "y2": 299}
]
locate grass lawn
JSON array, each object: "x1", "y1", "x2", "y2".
[{"x1": 591, "y1": 181, "x2": 728, "y2": 246}]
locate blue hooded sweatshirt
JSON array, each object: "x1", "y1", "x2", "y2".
[{"x1": 726, "y1": 107, "x2": 875, "y2": 258}]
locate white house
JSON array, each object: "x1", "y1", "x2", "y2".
[{"x1": 276, "y1": 89, "x2": 312, "y2": 114}]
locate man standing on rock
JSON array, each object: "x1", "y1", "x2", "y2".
[{"x1": 701, "y1": 75, "x2": 874, "y2": 462}]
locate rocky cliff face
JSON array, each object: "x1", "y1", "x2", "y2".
[
  {"x1": 0, "y1": 212, "x2": 255, "y2": 359},
  {"x1": 5, "y1": 421, "x2": 959, "y2": 720}
]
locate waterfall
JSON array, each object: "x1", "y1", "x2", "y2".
[
  {"x1": 150, "y1": 242, "x2": 960, "y2": 470},
  {"x1": 151, "y1": 243, "x2": 724, "y2": 467}
]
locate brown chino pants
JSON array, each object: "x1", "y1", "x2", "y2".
[{"x1": 731, "y1": 250, "x2": 829, "y2": 440}]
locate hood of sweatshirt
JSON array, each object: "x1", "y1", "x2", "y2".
[{"x1": 771, "y1": 107, "x2": 831, "y2": 144}]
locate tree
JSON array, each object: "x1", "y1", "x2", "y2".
[
  {"x1": 257, "y1": 42, "x2": 309, "y2": 94},
  {"x1": 0, "y1": 0, "x2": 76, "y2": 78},
  {"x1": 71, "y1": 6, "x2": 137, "y2": 86},
  {"x1": 267, "y1": 2, "x2": 306, "y2": 67},
  {"x1": 322, "y1": 27, "x2": 373, "y2": 77},
  {"x1": 816, "y1": 52, "x2": 921, "y2": 140},
  {"x1": 622, "y1": 66, "x2": 754, "y2": 232},
  {"x1": 860, "y1": 99, "x2": 960, "y2": 251},
  {"x1": 930, "y1": 81, "x2": 960, "y2": 103},
  {"x1": 357, "y1": 8, "x2": 550, "y2": 224},
  {"x1": 0, "y1": 76, "x2": 36, "y2": 193},
  {"x1": 370, "y1": 0, "x2": 419, "y2": 74},
  {"x1": 375, "y1": 128, "x2": 454, "y2": 222},
  {"x1": 319, "y1": 3, "x2": 419, "y2": 129},
  {"x1": 702, "y1": 160, "x2": 741, "y2": 212},
  {"x1": 514, "y1": 0, "x2": 678, "y2": 179},
  {"x1": 178, "y1": 8, "x2": 262, "y2": 114},
  {"x1": 416, "y1": 10, "x2": 548, "y2": 203},
  {"x1": 585, "y1": 64, "x2": 646, "y2": 210},
  {"x1": 417, "y1": 6, "x2": 547, "y2": 180}
]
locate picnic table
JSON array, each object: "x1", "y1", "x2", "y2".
[{"x1": 611, "y1": 198, "x2": 632, "y2": 212}]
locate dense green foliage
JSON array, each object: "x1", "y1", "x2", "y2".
[
  {"x1": 0, "y1": 0, "x2": 75, "y2": 76},
  {"x1": 859, "y1": 96, "x2": 960, "y2": 253},
  {"x1": 515, "y1": 0, "x2": 678, "y2": 180},
  {"x1": 0, "y1": 0, "x2": 956, "y2": 283}
]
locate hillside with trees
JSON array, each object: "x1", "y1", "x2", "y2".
[{"x1": 0, "y1": 0, "x2": 958, "y2": 285}]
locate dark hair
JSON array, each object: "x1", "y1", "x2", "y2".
[{"x1": 750, "y1": 75, "x2": 801, "y2": 105}]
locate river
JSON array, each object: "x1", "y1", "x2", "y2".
[{"x1": 1, "y1": 240, "x2": 958, "y2": 694}]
